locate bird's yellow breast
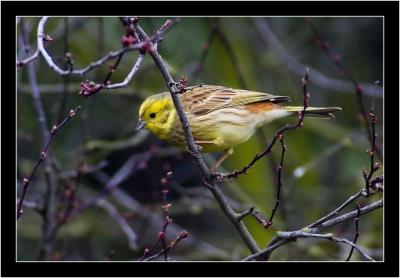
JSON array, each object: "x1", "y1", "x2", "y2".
[{"x1": 162, "y1": 107, "x2": 260, "y2": 152}]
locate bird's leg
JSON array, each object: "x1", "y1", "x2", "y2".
[
  {"x1": 212, "y1": 148, "x2": 234, "y2": 171},
  {"x1": 195, "y1": 140, "x2": 213, "y2": 152}
]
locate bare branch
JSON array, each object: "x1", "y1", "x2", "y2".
[
  {"x1": 142, "y1": 231, "x2": 189, "y2": 261},
  {"x1": 346, "y1": 204, "x2": 361, "y2": 261},
  {"x1": 17, "y1": 50, "x2": 40, "y2": 70},
  {"x1": 237, "y1": 206, "x2": 269, "y2": 227},
  {"x1": 135, "y1": 23, "x2": 261, "y2": 255},
  {"x1": 276, "y1": 231, "x2": 374, "y2": 261},
  {"x1": 139, "y1": 171, "x2": 176, "y2": 261},
  {"x1": 219, "y1": 68, "x2": 309, "y2": 180},
  {"x1": 243, "y1": 199, "x2": 382, "y2": 261},
  {"x1": 252, "y1": 18, "x2": 382, "y2": 98},
  {"x1": 17, "y1": 106, "x2": 81, "y2": 219},
  {"x1": 36, "y1": 17, "x2": 146, "y2": 76},
  {"x1": 307, "y1": 189, "x2": 364, "y2": 228},
  {"x1": 111, "y1": 188, "x2": 232, "y2": 260},
  {"x1": 78, "y1": 53, "x2": 145, "y2": 97},
  {"x1": 96, "y1": 199, "x2": 138, "y2": 250},
  {"x1": 306, "y1": 18, "x2": 382, "y2": 160},
  {"x1": 72, "y1": 147, "x2": 157, "y2": 216},
  {"x1": 363, "y1": 108, "x2": 380, "y2": 195}
]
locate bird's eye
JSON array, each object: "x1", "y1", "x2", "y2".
[{"x1": 149, "y1": 112, "x2": 156, "y2": 119}]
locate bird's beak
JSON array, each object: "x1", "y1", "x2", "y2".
[{"x1": 136, "y1": 120, "x2": 146, "y2": 131}]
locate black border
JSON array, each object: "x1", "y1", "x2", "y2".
[{"x1": 3, "y1": 1, "x2": 399, "y2": 277}]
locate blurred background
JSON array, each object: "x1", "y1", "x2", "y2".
[{"x1": 17, "y1": 17, "x2": 383, "y2": 261}]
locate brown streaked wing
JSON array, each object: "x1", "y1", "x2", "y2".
[{"x1": 180, "y1": 85, "x2": 290, "y2": 116}]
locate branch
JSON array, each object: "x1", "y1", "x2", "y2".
[
  {"x1": 306, "y1": 18, "x2": 382, "y2": 160},
  {"x1": 79, "y1": 17, "x2": 178, "y2": 97},
  {"x1": 346, "y1": 204, "x2": 361, "y2": 261},
  {"x1": 252, "y1": 18, "x2": 382, "y2": 98},
  {"x1": 222, "y1": 69, "x2": 310, "y2": 230},
  {"x1": 142, "y1": 231, "x2": 189, "y2": 261},
  {"x1": 17, "y1": 50, "x2": 39, "y2": 70},
  {"x1": 78, "y1": 53, "x2": 145, "y2": 97},
  {"x1": 17, "y1": 106, "x2": 81, "y2": 219},
  {"x1": 72, "y1": 147, "x2": 157, "y2": 217},
  {"x1": 315, "y1": 199, "x2": 382, "y2": 231},
  {"x1": 139, "y1": 171, "x2": 176, "y2": 261},
  {"x1": 110, "y1": 184, "x2": 233, "y2": 260},
  {"x1": 20, "y1": 19, "x2": 49, "y2": 143},
  {"x1": 96, "y1": 199, "x2": 138, "y2": 250},
  {"x1": 135, "y1": 23, "x2": 260, "y2": 255},
  {"x1": 307, "y1": 189, "x2": 364, "y2": 228},
  {"x1": 243, "y1": 199, "x2": 382, "y2": 261},
  {"x1": 363, "y1": 108, "x2": 380, "y2": 195},
  {"x1": 276, "y1": 231, "x2": 374, "y2": 261},
  {"x1": 237, "y1": 206, "x2": 269, "y2": 227},
  {"x1": 219, "y1": 68, "x2": 309, "y2": 180},
  {"x1": 35, "y1": 17, "x2": 147, "y2": 76}
]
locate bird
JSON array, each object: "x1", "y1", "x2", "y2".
[{"x1": 136, "y1": 85, "x2": 342, "y2": 168}]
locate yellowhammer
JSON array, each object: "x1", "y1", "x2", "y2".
[{"x1": 136, "y1": 85, "x2": 341, "y2": 167}]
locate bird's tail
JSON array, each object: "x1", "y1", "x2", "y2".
[{"x1": 283, "y1": 106, "x2": 342, "y2": 119}]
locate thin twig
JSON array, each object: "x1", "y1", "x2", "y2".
[
  {"x1": 96, "y1": 199, "x2": 138, "y2": 250},
  {"x1": 243, "y1": 199, "x2": 382, "y2": 261},
  {"x1": 307, "y1": 189, "x2": 364, "y2": 228},
  {"x1": 363, "y1": 108, "x2": 380, "y2": 195},
  {"x1": 142, "y1": 231, "x2": 189, "y2": 261},
  {"x1": 111, "y1": 188, "x2": 232, "y2": 260},
  {"x1": 220, "y1": 68, "x2": 309, "y2": 180},
  {"x1": 346, "y1": 204, "x2": 361, "y2": 261},
  {"x1": 252, "y1": 18, "x2": 382, "y2": 97},
  {"x1": 237, "y1": 206, "x2": 269, "y2": 227},
  {"x1": 56, "y1": 17, "x2": 71, "y2": 123},
  {"x1": 139, "y1": 171, "x2": 174, "y2": 261},
  {"x1": 79, "y1": 17, "x2": 178, "y2": 97},
  {"x1": 72, "y1": 147, "x2": 157, "y2": 216},
  {"x1": 36, "y1": 17, "x2": 147, "y2": 76},
  {"x1": 17, "y1": 50, "x2": 40, "y2": 70},
  {"x1": 136, "y1": 22, "x2": 260, "y2": 255},
  {"x1": 17, "y1": 106, "x2": 81, "y2": 219},
  {"x1": 78, "y1": 54, "x2": 145, "y2": 97},
  {"x1": 276, "y1": 231, "x2": 374, "y2": 261},
  {"x1": 306, "y1": 18, "x2": 382, "y2": 160}
]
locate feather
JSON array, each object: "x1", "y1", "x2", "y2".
[{"x1": 180, "y1": 85, "x2": 290, "y2": 115}]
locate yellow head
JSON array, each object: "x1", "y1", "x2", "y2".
[{"x1": 136, "y1": 92, "x2": 175, "y2": 140}]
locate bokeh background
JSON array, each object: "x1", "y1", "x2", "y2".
[{"x1": 17, "y1": 17, "x2": 383, "y2": 261}]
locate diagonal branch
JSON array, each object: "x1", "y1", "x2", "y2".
[
  {"x1": 96, "y1": 199, "x2": 138, "y2": 250},
  {"x1": 135, "y1": 22, "x2": 261, "y2": 255},
  {"x1": 243, "y1": 199, "x2": 382, "y2": 261},
  {"x1": 306, "y1": 18, "x2": 382, "y2": 161},
  {"x1": 219, "y1": 69, "x2": 309, "y2": 180},
  {"x1": 252, "y1": 18, "x2": 382, "y2": 98},
  {"x1": 276, "y1": 231, "x2": 374, "y2": 261},
  {"x1": 17, "y1": 106, "x2": 81, "y2": 219}
]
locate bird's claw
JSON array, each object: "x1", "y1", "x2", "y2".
[{"x1": 210, "y1": 171, "x2": 225, "y2": 183}]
